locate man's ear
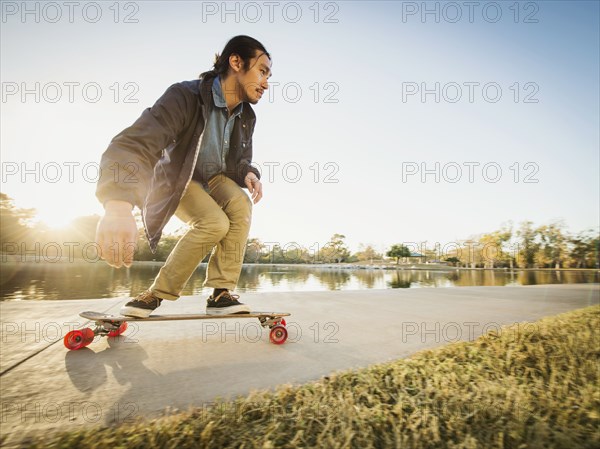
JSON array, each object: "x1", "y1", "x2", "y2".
[{"x1": 228, "y1": 54, "x2": 242, "y2": 73}]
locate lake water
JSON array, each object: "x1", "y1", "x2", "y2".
[{"x1": 1, "y1": 261, "x2": 598, "y2": 301}]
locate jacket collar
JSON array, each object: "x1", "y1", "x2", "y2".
[{"x1": 198, "y1": 70, "x2": 216, "y2": 105}]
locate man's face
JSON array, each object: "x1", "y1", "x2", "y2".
[{"x1": 235, "y1": 52, "x2": 272, "y2": 104}]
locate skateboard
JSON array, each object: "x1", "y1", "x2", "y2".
[{"x1": 64, "y1": 311, "x2": 290, "y2": 350}]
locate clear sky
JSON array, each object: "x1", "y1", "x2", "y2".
[{"x1": 1, "y1": 1, "x2": 598, "y2": 253}]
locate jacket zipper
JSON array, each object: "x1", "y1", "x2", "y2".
[
  {"x1": 183, "y1": 126, "x2": 205, "y2": 194},
  {"x1": 181, "y1": 96, "x2": 208, "y2": 196}
]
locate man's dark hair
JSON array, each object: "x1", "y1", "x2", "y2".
[{"x1": 212, "y1": 35, "x2": 271, "y2": 77}]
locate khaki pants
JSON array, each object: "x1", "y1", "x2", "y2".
[{"x1": 150, "y1": 174, "x2": 252, "y2": 300}]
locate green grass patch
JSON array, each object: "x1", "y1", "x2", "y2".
[{"x1": 27, "y1": 306, "x2": 600, "y2": 448}]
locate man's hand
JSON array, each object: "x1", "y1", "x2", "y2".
[
  {"x1": 244, "y1": 173, "x2": 263, "y2": 204},
  {"x1": 95, "y1": 200, "x2": 138, "y2": 268}
]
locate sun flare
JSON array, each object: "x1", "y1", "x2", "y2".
[{"x1": 35, "y1": 207, "x2": 76, "y2": 230}]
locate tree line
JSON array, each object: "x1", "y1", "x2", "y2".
[{"x1": 1, "y1": 193, "x2": 598, "y2": 268}]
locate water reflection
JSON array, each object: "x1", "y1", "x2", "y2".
[{"x1": 0, "y1": 261, "x2": 598, "y2": 301}]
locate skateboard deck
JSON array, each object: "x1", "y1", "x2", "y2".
[
  {"x1": 64, "y1": 311, "x2": 290, "y2": 350},
  {"x1": 79, "y1": 311, "x2": 289, "y2": 322}
]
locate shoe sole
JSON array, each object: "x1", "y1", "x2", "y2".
[
  {"x1": 206, "y1": 305, "x2": 251, "y2": 315},
  {"x1": 120, "y1": 306, "x2": 154, "y2": 318}
]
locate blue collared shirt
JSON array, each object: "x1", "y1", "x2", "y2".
[{"x1": 194, "y1": 76, "x2": 244, "y2": 184}]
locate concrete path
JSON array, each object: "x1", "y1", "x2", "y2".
[{"x1": 1, "y1": 284, "x2": 598, "y2": 447}]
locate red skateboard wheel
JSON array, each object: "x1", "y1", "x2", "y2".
[
  {"x1": 64, "y1": 328, "x2": 94, "y2": 350},
  {"x1": 269, "y1": 325, "x2": 288, "y2": 345}
]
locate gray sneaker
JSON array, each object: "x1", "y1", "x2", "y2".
[
  {"x1": 206, "y1": 291, "x2": 250, "y2": 315},
  {"x1": 120, "y1": 290, "x2": 163, "y2": 318}
]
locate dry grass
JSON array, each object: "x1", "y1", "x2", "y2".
[{"x1": 26, "y1": 306, "x2": 600, "y2": 448}]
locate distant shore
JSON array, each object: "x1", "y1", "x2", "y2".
[{"x1": 1, "y1": 255, "x2": 599, "y2": 272}]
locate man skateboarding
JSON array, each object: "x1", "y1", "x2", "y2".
[{"x1": 94, "y1": 35, "x2": 271, "y2": 318}]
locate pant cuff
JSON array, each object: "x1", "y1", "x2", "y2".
[
  {"x1": 149, "y1": 288, "x2": 179, "y2": 301},
  {"x1": 203, "y1": 282, "x2": 237, "y2": 290}
]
